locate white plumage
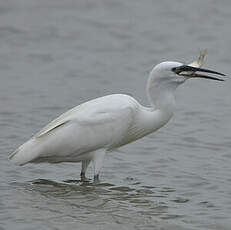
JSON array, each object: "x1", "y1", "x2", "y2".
[
  {"x1": 9, "y1": 52, "x2": 224, "y2": 181},
  {"x1": 9, "y1": 94, "x2": 171, "y2": 173}
]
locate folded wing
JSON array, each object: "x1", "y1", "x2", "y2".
[{"x1": 9, "y1": 94, "x2": 139, "y2": 165}]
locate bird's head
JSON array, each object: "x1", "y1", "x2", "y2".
[
  {"x1": 150, "y1": 61, "x2": 225, "y2": 88},
  {"x1": 147, "y1": 60, "x2": 225, "y2": 110}
]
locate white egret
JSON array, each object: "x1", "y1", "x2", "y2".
[{"x1": 9, "y1": 52, "x2": 225, "y2": 182}]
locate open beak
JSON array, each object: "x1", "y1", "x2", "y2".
[{"x1": 172, "y1": 65, "x2": 226, "y2": 81}]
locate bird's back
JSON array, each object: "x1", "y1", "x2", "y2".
[{"x1": 9, "y1": 94, "x2": 141, "y2": 165}]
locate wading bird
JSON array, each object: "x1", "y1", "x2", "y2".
[{"x1": 9, "y1": 52, "x2": 225, "y2": 182}]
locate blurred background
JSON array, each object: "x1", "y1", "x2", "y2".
[{"x1": 0, "y1": 0, "x2": 231, "y2": 229}]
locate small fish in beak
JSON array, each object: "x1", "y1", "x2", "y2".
[
  {"x1": 179, "y1": 50, "x2": 208, "y2": 76},
  {"x1": 188, "y1": 49, "x2": 208, "y2": 68},
  {"x1": 172, "y1": 50, "x2": 226, "y2": 81}
]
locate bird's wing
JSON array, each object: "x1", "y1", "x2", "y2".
[
  {"x1": 9, "y1": 94, "x2": 141, "y2": 165},
  {"x1": 35, "y1": 94, "x2": 137, "y2": 139},
  {"x1": 35, "y1": 120, "x2": 70, "y2": 138},
  {"x1": 34, "y1": 98, "x2": 110, "y2": 138}
]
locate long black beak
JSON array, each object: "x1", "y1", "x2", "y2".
[{"x1": 172, "y1": 65, "x2": 226, "y2": 81}]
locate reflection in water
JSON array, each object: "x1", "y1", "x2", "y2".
[
  {"x1": 21, "y1": 179, "x2": 172, "y2": 217},
  {"x1": 8, "y1": 179, "x2": 182, "y2": 229},
  {"x1": 27, "y1": 178, "x2": 169, "y2": 203}
]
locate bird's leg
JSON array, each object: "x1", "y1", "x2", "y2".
[
  {"x1": 94, "y1": 174, "x2": 99, "y2": 183},
  {"x1": 92, "y1": 150, "x2": 106, "y2": 183},
  {"x1": 80, "y1": 159, "x2": 91, "y2": 179}
]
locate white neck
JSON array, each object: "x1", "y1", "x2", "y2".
[
  {"x1": 135, "y1": 61, "x2": 184, "y2": 138},
  {"x1": 146, "y1": 72, "x2": 178, "y2": 114}
]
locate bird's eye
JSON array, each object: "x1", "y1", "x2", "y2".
[{"x1": 171, "y1": 67, "x2": 181, "y2": 74}]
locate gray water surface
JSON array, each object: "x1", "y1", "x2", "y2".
[{"x1": 1, "y1": 0, "x2": 231, "y2": 229}]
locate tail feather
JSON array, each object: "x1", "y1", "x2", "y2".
[
  {"x1": 8, "y1": 149, "x2": 19, "y2": 160},
  {"x1": 9, "y1": 138, "x2": 40, "y2": 166}
]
